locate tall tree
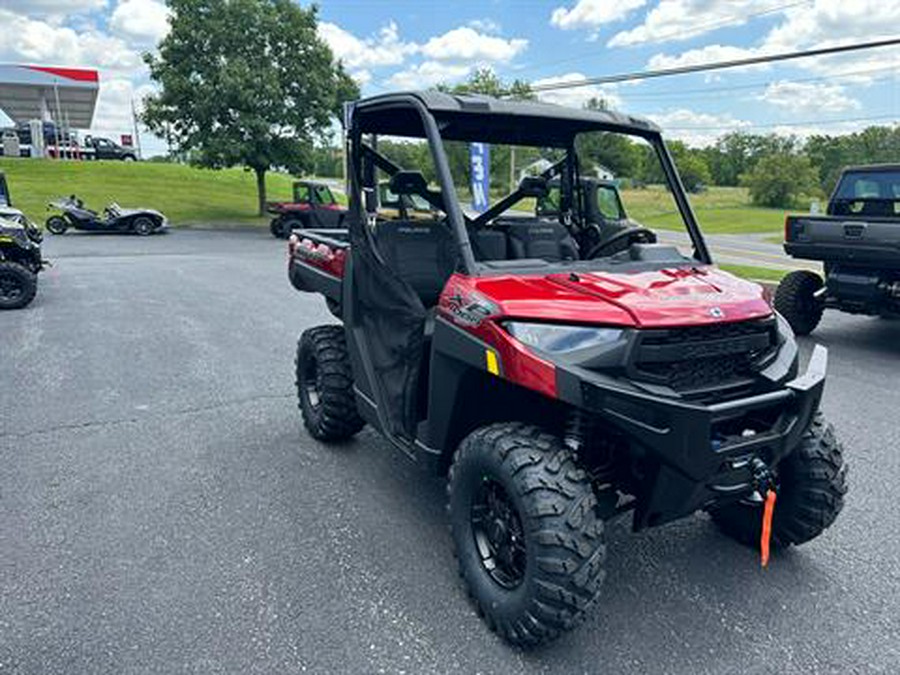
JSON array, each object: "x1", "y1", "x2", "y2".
[
  {"x1": 439, "y1": 67, "x2": 535, "y2": 100},
  {"x1": 142, "y1": 0, "x2": 359, "y2": 215},
  {"x1": 742, "y1": 152, "x2": 819, "y2": 208}
]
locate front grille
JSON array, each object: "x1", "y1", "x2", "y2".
[{"x1": 630, "y1": 318, "x2": 777, "y2": 396}]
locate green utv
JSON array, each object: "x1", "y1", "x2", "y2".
[{"x1": 0, "y1": 171, "x2": 47, "y2": 309}]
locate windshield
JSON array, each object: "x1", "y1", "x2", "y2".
[
  {"x1": 436, "y1": 129, "x2": 696, "y2": 267},
  {"x1": 832, "y1": 170, "x2": 900, "y2": 217},
  {"x1": 313, "y1": 184, "x2": 336, "y2": 206},
  {"x1": 352, "y1": 108, "x2": 705, "y2": 272}
]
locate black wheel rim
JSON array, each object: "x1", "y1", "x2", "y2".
[
  {"x1": 302, "y1": 349, "x2": 321, "y2": 410},
  {"x1": 471, "y1": 477, "x2": 526, "y2": 589},
  {"x1": 0, "y1": 273, "x2": 24, "y2": 301}
]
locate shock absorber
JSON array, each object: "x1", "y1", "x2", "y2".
[
  {"x1": 565, "y1": 409, "x2": 620, "y2": 518},
  {"x1": 563, "y1": 409, "x2": 589, "y2": 455}
]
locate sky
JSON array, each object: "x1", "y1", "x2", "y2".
[{"x1": 1, "y1": 0, "x2": 898, "y2": 156}]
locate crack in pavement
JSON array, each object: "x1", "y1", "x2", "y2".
[{"x1": 0, "y1": 391, "x2": 294, "y2": 441}]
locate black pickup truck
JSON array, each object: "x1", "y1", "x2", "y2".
[{"x1": 776, "y1": 164, "x2": 900, "y2": 334}]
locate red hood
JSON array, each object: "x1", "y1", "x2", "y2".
[{"x1": 467, "y1": 266, "x2": 772, "y2": 328}]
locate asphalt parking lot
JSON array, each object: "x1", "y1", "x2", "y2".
[{"x1": 2, "y1": 229, "x2": 898, "y2": 674}]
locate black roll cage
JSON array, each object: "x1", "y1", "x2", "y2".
[{"x1": 345, "y1": 92, "x2": 712, "y2": 273}]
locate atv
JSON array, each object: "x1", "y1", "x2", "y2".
[
  {"x1": 0, "y1": 171, "x2": 46, "y2": 309},
  {"x1": 46, "y1": 195, "x2": 167, "y2": 235},
  {"x1": 267, "y1": 180, "x2": 347, "y2": 238},
  {"x1": 286, "y1": 92, "x2": 848, "y2": 646}
]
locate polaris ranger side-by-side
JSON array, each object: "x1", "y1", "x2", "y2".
[
  {"x1": 287, "y1": 92, "x2": 847, "y2": 646},
  {"x1": 776, "y1": 164, "x2": 900, "y2": 334},
  {"x1": 0, "y1": 171, "x2": 46, "y2": 309},
  {"x1": 267, "y1": 180, "x2": 347, "y2": 238}
]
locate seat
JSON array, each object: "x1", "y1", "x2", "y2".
[
  {"x1": 504, "y1": 218, "x2": 579, "y2": 262},
  {"x1": 375, "y1": 220, "x2": 457, "y2": 306},
  {"x1": 469, "y1": 228, "x2": 508, "y2": 261}
]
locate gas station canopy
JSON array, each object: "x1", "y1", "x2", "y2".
[{"x1": 0, "y1": 64, "x2": 99, "y2": 128}]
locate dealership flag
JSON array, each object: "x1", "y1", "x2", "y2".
[{"x1": 470, "y1": 143, "x2": 490, "y2": 213}]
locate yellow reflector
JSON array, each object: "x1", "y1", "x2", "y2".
[{"x1": 485, "y1": 350, "x2": 500, "y2": 375}]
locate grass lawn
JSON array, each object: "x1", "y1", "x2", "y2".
[
  {"x1": 1, "y1": 160, "x2": 790, "y2": 236},
  {"x1": 481, "y1": 185, "x2": 788, "y2": 236},
  {"x1": 621, "y1": 185, "x2": 788, "y2": 235},
  {"x1": 0, "y1": 158, "x2": 303, "y2": 226},
  {"x1": 718, "y1": 263, "x2": 788, "y2": 283}
]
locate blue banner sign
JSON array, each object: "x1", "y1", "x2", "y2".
[{"x1": 470, "y1": 142, "x2": 490, "y2": 213}]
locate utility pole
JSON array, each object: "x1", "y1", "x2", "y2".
[
  {"x1": 131, "y1": 97, "x2": 143, "y2": 160},
  {"x1": 53, "y1": 81, "x2": 63, "y2": 160}
]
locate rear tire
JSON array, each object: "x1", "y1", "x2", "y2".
[
  {"x1": 448, "y1": 423, "x2": 606, "y2": 647},
  {"x1": 46, "y1": 216, "x2": 67, "y2": 235},
  {"x1": 711, "y1": 412, "x2": 847, "y2": 550},
  {"x1": 0, "y1": 261, "x2": 38, "y2": 309},
  {"x1": 774, "y1": 270, "x2": 825, "y2": 336},
  {"x1": 133, "y1": 217, "x2": 155, "y2": 236},
  {"x1": 296, "y1": 325, "x2": 364, "y2": 441}
]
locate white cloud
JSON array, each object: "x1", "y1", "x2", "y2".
[
  {"x1": 642, "y1": 1, "x2": 900, "y2": 80},
  {"x1": 109, "y1": 0, "x2": 169, "y2": 46},
  {"x1": 2, "y1": 0, "x2": 106, "y2": 18},
  {"x1": 762, "y1": 0, "x2": 900, "y2": 53},
  {"x1": 646, "y1": 43, "x2": 770, "y2": 72},
  {"x1": 758, "y1": 81, "x2": 861, "y2": 115},
  {"x1": 0, "y1": 9, "x2": 142, "y2": 75},
  {"x1": 92, "y1": 77, "x2": 149, "y2": 133},
  {"x1": 550, "y1": 0, "x2": 646, "y2": 30},
  {"x1": 350, "y1": 69, "x2": 372, "y2": 86},
  {"x1": 609, "y1": 0, "x2": 761, "y2": 47},
  {"x1": 468, "y1": 18, "x2": 501, "y2": 34},
  {"x1": 318, "y1": 21, "x2": 415, "y2": 69},
  {"x1": 387, "y1": 61, "x2": 471, "y2": 89},
  {"x1": 419, "y1": 27, "x2": 527, "y2": 62},
  {"x1": 647, "y1": 109, "x2": 751, "y2": 147},
  {"x1": 533, "y1": 72, "x2": 623, "y2": 109}
]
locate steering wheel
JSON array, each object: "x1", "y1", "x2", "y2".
[{"x1": 584, "y1": 226, "x2": 657, "y2": 259}]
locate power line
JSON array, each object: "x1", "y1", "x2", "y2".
[
  {"x1": 665, "y1": 112, "x2": 898, "y2": 132},
  {"x1": 521, "y1": 0, "x2": 809, "y2": 77},
  {"x1": 611, "y1": 65, "x2": 898, "y2": 100},
  {"x1": 529, "y1": 37, "x2": 900, "y2": 92}
]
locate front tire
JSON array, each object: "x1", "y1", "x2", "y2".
[
  {"x1": 0, "y1": 261, "x2": 38, "y2": 309},
  {"x1": 774, "y1": 270, "x2": 825, "y2": 336},
  {"x1": 46, "y1": 216, "x2": 68, "y2": 235},
  {"x1": 296, "y1": 325, "x2": 364, "y2": 441},
  {"x1": 448, "y1": 423, "x2": 606, "y2": 647},
  {"x1": 133, "y1": 217, "x2": 155, "y2": 236},
  {"x1": 711, "y1": 412, "x2": 847, "y2": 550}
]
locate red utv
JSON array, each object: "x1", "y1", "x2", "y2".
[
  {"x1": 286, "y1": 92, "x2": 847, "y2": 646},
  {"x1": 267, "y1": 179, "x2": 347, "y2": 238}
]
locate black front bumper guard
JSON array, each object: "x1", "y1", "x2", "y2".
[{"x1": 557, "y1": 345, "x2": 828, "y2": 530}]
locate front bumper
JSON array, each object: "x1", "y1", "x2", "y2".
[{"x1": 556, "y1": 345, "x2": 828, "y2": 530}]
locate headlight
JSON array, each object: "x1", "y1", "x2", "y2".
[{"x1": 504, "y1": 321, "x2": 623, "y2": 354}]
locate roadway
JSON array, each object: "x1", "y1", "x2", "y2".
[{"x1": 1, "y1": 230, "x2": 896, "y2": 674}]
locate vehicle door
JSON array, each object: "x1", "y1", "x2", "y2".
[{"x1": 93, "y1": 138, "x2": 115, "y2": 159}]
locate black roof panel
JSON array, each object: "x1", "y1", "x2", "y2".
[{"x1": 349, "y1": 91, "x2": 660, "y2": 146}]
